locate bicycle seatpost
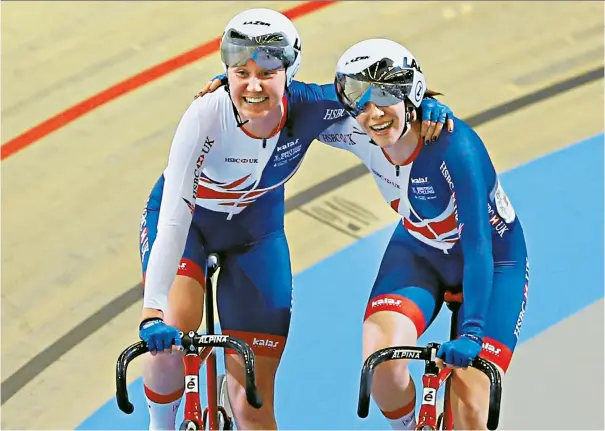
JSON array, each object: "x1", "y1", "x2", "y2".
[
  {"x1": 207, "y1": 253, "x2": 220, "y2": 278},
  {"x1": 203, "y1": 253, "x2": 221, "y2": 430},
  {"x1": 205, "y1": 253, "x2": 220, "y2": 336}
]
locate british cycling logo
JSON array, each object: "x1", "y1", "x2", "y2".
[
  {"x1": 273, "y1": 138, "x2": 302, "y2": 166},
  {"x1": 411, "y1": 186, "x2": 435, "y2": 199}
]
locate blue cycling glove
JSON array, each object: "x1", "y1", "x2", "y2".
[
  {"x1": 212, "y1": 73, "x2": 227, "y2": 84},
  {"x1": 437, "y1": 334, "x2": 482, "y2": 368},
  {"x1": 139, "y1": 317, "x2": 182, "y2": 354},
  {"x1": 421, "y1": 97, "x2": 454, "y2": 126}
]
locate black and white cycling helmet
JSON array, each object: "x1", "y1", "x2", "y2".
[
  {"x1": 334, "y1": 38, "x2": 427, "y2": 117},
  {"x1": 220, "y1": 8, "x2": 302, "y2": 87}
]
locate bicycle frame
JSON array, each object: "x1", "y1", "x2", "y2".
[
  {"x1": 415, "y1": 355, "x2": 455, "y2": 430},
  {"x1": 412, "y1": 300, "x2": 492, "y2": 430},
  {"x1": 433, "y1": 301, "x2": 461, "y2": 431},
  {"x1": 183, "y1": 253, "x2": 221, "y2": 430},
  {"x1": 181, "y1": 332, "x2": 231, "y2": 431}
]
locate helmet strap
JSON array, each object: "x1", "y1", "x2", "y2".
[
  {"x1": 398, "y1": 106, "x2": 413, "y2": 140},
  {"x1": 224, "y1": 83, "x2": 250, "y2": 128}
]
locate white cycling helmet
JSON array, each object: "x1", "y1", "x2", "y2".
[
  {"x1": 334, "y1": 38, "x2": 427, "y2": 117},
  {"x1": 220, "y1": 8, "x2": 302, "y2": 87}
]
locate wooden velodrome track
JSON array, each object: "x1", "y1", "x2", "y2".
[{"x1": 2, "y1": 1, "x2": 603, "y2": 429}]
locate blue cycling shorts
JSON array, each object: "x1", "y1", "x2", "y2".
[
  {"x1": 139, "y1": 175, "x2": 293, "y2": 358},
  {"x1": 364, "y1": 222, "x2": 529, "y2": 373}
]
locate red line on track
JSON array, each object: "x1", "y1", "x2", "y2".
[{"x1": 1, "y1": 1, "x2": 338, "y2": 160}]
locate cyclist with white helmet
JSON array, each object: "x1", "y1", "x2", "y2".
[
  {"x1": 320, "y1": 39, "x2": 528, "y2": 430},
  {"x1": 200, "y1": 36, "x2": 529, "y2": 429},
  {"x1": 137, "y1": 9, "x2": 454, "y2": 431}
]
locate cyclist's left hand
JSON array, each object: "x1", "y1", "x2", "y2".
[
  {"x1": 420, "y1": 98, "x2": 455, "y2": 143},
  {"x1": 436, "y1": 334, "x2": 482, "y2": 369}
]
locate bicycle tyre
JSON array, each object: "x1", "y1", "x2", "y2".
[{"x1": 179, "y1": 419, "x2": 201, "y2": 430}]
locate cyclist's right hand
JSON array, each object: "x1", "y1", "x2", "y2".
[
  {"x1": 139, "y1": 317, "x2": 182, "y2": 355},
  {"x1": 194, "y1": 73, "x2": 227, "y2": 99}
]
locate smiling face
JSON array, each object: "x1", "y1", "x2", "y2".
[
  {"x1": 354, "y1": 101, "x2": 410, "y2": 148},
  {"x1": 227, "y1": 59, "x2": 286, "y2": 120}
]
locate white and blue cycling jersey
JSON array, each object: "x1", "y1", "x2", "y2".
[
  {"x1": 140, "y1": 81, "x2": 352, "y2": 354},
  {"x1": 317, "y1": 117, "x2": 529, "y2": 372}
]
